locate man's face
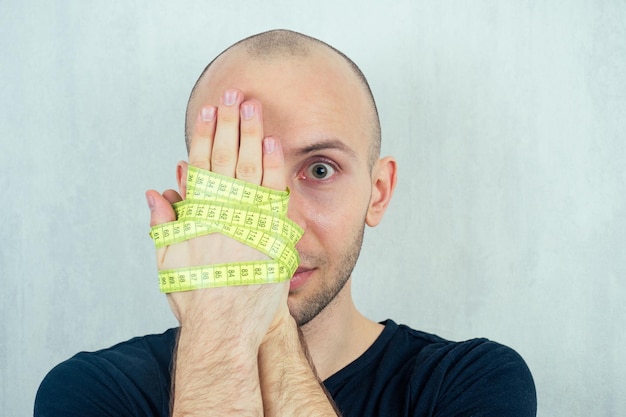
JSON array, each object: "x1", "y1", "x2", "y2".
[{"x1": 191, "y1": 47, "x2": 376, "y2": 325}]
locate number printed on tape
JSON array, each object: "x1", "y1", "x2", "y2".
[{"x1": 150, "y1": 166, "x2": 303, "y2": 292}]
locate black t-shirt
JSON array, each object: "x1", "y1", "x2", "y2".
[{"x1": 35, "y1": 320, "x2": 536, "y2": 416}]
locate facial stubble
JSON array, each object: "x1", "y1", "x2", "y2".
[{"x1": 288, "y1": 222, "x2": 366, "y2": 326}]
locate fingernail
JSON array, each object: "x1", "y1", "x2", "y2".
[
  {"x1": 223, "y1": 90, "x2": 238, "y2": 106},
  {"x1": 241, "y1": 103, "x2": 255, "y2": 120},
  {"x1": 146, "y1": 193, "x2": 155, "y2": 210},
  {"x1": 201, "y1": 106, "x2": 215, "y2": 122},
  {"x1": 263, "y1": 137, "x2": 276, "y2": 154}
]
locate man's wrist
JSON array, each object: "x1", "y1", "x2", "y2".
[
  {"x1": 177, "y1": 318, "x2": 261, "y2": 358},
  {"x1": 260, "y1": 312, "x2": 302, "y2": 353},
  {"x1": 172, "y1": 323, "x2": 263, "y2": 417}
]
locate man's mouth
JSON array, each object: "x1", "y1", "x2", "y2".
[{"x1": 290, "y1": 267, "x2": 314, "y2": 291}]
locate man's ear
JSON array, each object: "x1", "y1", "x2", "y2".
[
  {"x1": 176, "y1": 161, "x2": 189, "y2": 198},
  {"x1": 366, "y1": 156, "x2": 397, "y2": 227}
]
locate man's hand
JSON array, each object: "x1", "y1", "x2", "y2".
[
  {"x1": 146, "y1": 89, "x2": 291, "y2": 344},
  {"x1": 145, "y1": 89, "x2": 292, "y2": 416},
  {"x1": 145, "y1": 88, "x2": 338, "y2": 417}
]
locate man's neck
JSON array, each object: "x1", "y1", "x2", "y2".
[{"x1": 299, "y1": 279, "x2": 384, "y2": 381}]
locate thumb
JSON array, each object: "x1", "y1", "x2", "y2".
[{"x1": 145, "y1": 189, "x2": 179, "y2": 226}]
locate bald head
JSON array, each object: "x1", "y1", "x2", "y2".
[{"x1": 185, "y1": 29, "x2": 381, "y2": 168}]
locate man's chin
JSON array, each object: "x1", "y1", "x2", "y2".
[{"x1": 287, "y1": 297, "x2": 317, "y2": 327}]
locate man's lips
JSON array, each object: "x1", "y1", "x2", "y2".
[{"x1": 290, "y1": 267, "x2": 314, "y2": 291}]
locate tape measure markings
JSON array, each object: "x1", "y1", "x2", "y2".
[
  {"x1": 158, "y1": 260, "x2": 289, "y2": 292},
  {"x1": 173, "y1": 200, "x2": 301, "y2": 238},
  {"x1": 150, "y1": 165, "x2": 303, "y2": 293},
  {"x1": 187, "y1": 166, "x2": 289, "y2": 212}
]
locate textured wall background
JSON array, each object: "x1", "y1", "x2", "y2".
[{"x1": 1, "y1": 1, "x2": 625, "y2": 416}]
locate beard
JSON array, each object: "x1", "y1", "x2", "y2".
[{"x1": 288, "y1": 223, "x2": 366, "y2": 326}]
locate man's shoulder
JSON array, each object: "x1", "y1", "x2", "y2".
[
  {"x1": 327, "y1": 320, "x2": 537, "y2": 417},
  {"x1": 61, "y1": 327, "x2": 178, "y2": 376},
  {"x1": 390, "y1": 320, "x2": 529, "y2": 369},
  {"x1": 400, "y1": 320, "x2": 537, "y2": 415},
  {"x1": 87, "y1": 327, "x2": 178, "y2": 361},
  {"x1": 391, "y1": 320, "x2": 536, "y2": 399},
  {"x1": 35, "y1": 328, "x2": 178, "y2": 417}
]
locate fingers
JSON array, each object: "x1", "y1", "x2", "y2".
[
  {"x1": 146, "y1": 189, "x2": 181, "y2": 227},
  {"x1": 211, "y1": 89, "x2": 243, "y2": 177},
  {"x1": 261, "y1": 137, "x2": 286, "y2": 191},
  {"x1": 188, "y1": 106, "x2": 217, "y2": 170},
  {"x1": 236, "y1": 100, "x2": 263, "y2": 185},
  {"x1": 188, "y1": 89, "x2": 282, "y2": 190},
  {"x1": 163, "y1": 189, "x2": 183, "y2": 205}
]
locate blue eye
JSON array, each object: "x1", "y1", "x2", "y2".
[{"x1": 306, "y1": 162, "x2": 336, "y2": 180}]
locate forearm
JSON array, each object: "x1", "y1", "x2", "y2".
[
  {"x1": 172, "y1": 322, "x2": 263, "y2": 417},
  {"x1": 258, "y1": 318, "x2": 340, "y2": 417}
]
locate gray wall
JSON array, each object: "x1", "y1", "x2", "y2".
[{"x1": 2, "y1": 1, "x2": 625, "y2": 416}]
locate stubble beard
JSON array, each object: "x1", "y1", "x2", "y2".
[{"x1": 288, "y1": 224, "x2": 366, "y2": 327}]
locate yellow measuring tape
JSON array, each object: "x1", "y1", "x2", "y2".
[{"x1": 150, "y1": 165, "x2": 303, "y2": 293}]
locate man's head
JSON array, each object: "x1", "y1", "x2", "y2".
[
  {"x1": 186, "y1": 30, "x2": 381, "y2": 170},
  {"x1": 183, "y1": 30, "x2": 396, "y2": 326}
]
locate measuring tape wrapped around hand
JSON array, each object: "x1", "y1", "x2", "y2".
[{"x1": 149, "y1": 165, "x2": 303, "y2": 293}]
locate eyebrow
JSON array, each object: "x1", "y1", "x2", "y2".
[{"x1": 292, "y1": 138, "x2": 358, "y2": 160}]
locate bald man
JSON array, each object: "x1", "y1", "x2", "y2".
[{"x1": 36, "y1": 30, "x2": 536, "y2": 417}]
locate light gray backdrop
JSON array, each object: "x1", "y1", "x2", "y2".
[{"x1": 1, "y1": 1, "x2": 625, "y2": 416}]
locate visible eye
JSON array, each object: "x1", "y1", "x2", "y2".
[{"x1": 304, "y1": 162, "x2": 336, "y2": 180}]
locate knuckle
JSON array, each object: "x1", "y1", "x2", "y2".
[
  {"x1": 218, "y1": 112, "x2": 239, "y2": 124},
  {"x1": 188, "y1": 158, "x2": 208, "y2": 168},
  {"x1": 236, "y1": 162, "x2": 259, "y2": 179},
  {"x1": 211, "y1": 149, "x2": 234, "y2": 167},
  {"x1": 240, "y1": 123, "x2": 261, "y2": 136}
]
